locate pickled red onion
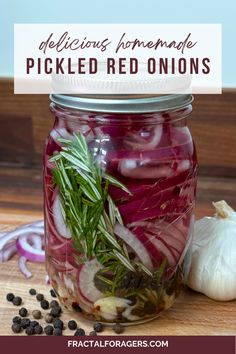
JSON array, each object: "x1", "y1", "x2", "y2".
[
  {"x1": 124, "y1": 125, "x2": 163, "y2": 151},
  {"x1": 52, "y1": 195, "x2": 72, "y2": 239},
  {"x1": 77, "y1": 259, "x2": 103, "y2": 303},
  {"x1": 114, "y1": 223, "x2": 154, "y2": 271}
]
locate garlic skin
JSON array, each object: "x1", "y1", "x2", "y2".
[{"x1": 187, "y1": 200, "x2": 236, "y2": 301}]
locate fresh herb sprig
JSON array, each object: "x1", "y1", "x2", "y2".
[{"x1": 50, "y1": 132, "x2": 136, "y2": 272}]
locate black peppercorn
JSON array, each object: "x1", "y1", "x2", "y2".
[
  {"x1": 93, "y1": 322, "x2": 103, "y2": 333},
  {"x1": 53, "y1": 328, "x2": 62, "y2": 336},
  {"x1": 32, "y1": 310, "x2": 41, "y2": 319},
  {"x1": 40, "y1": 299, "x2": 49, "y2": 310},
  {"x1": 53, "y1": 318, "x2": 64, "y2": 330},
  {"x1": 13, "y1": 296, "x2": 22, "y2": 306},
  {"x1": 44, "y1": 325, "x2": 53, "y2": 335},
  {"x1": 6, "y1": 293, "x2": 15, "y2": 302},
  {"x1": 68, "y1": 320, "x2": 77, "y2": 330},
  {"x1": 50, "y1": 300, "x2": 59, "y2": 308},
  {"x1": 25, "y1": 326, "x2": 34, "y2": 335},
  {"x1": 11, "y1": 323, "x2": 21, "y2": 333},
  {"x1": 50, "y1": 289, "x2": 57, "y2": 298},
  {"x1": 19, "y1": 307, "x2": 28, "y2": 317},
  {"x1": 50, "y1": 306, "x2": 62, "y2": 317},
  {"x1": 21, "y1": 318, "x2": 31, "y2": 329},
  {"x1": 29, "y1": 288, "x2": 37, "y2": 296},
  {"x1": 34, "y1": 325, "x2": 43, "y2": 335},
  {"x1": 36, "y1": 293, "x2": 44, "y2": 301},
  {"x1": 12, "y1": 316, "x2": 21, "y2": 324},
  {"x1": 89, "y1": 331, "x2": 97, "y2": 336},
  {"x1": 30, "y1": 320, "x2": 39, "y2": 328},
  {"x1": 112, "y1": 323, "x2": 124, "y2": 334},
  {"x1": 74, "y1": 328, "x2": 85, "y2": 336}
]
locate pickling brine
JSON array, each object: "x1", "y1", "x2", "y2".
[{"x1": 44, "y1": 94, "x2": 197, "y2": 324}]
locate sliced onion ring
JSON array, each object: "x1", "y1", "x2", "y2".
[
  {"x1": 16, "y1": 234, "x2": 45, "y2": 263},
  {"x1": 0, "y1": 242, "x2": 17, "y2": 262},
  {"x1": 19, "y1": 256, "x2": 32, "y2": 278},
  {"x1": 114, "y1": 223, "x2": 153, "y2": 271},
  {"x1": 0, "y1": 226, "x2": 44, "y2": 250}
]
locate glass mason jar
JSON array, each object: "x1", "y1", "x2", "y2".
[{"x1": 44, "y1": 94, "x2": 197, "y2": 324}]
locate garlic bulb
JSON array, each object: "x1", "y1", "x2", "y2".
[{"x1": 187, "y1": 200, "x2": 236, "y2": 301}]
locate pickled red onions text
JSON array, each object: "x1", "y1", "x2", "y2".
[{"x1": 26, "y1": 57, "x2": 210, "y2": 75}]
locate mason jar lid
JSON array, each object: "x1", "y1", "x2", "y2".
[{"x1": 50, "y1": 94, "x2": 193, "y2": 114}]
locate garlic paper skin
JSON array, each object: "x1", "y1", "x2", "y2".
[{"x1": 187, "y1": 200, "x2": 236, "y2": 301}]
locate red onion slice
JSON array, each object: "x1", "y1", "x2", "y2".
[
  {"x1": 114, "y1": 223, "x2": 154, "y2": 271},
  {"x1": 149, "y1": 237, "x2": 177, "y2": 267},
  {"x1": 107, "y1": 140, "x2": 192, "y2": 162},
  {"x1": 31, "y1": 234, "x2": 44, "y2": 250},
  {"x1": 19, "y1": 256, "x2": 32, "y2": 278},
  {"x1": 0, "y1": 226, "x2": 44, "y2": 250},
  {"x1": 130, "y1": 226, "x2": 163, "y2": 267},
  {"x1": 52, "y1": 195, "x2": 72, "y2": 239},
  {"x1": 124, "y1": 125, "x2": 163, "y2": 151},
  {"x1": 0, "y1": 220, "x2": 46, "y2": 279},
  {"x1": 16, "y1": 235, "x2": 45, "y2": 263},
  {"x1": 119, "y1": 158, "x2": 173, "y2": 179},
  {"x1": 50, "y1": 256, "x2": 74, "y2": 272},
  {"x1": 0, "y1": 242, "x2": 17, "y2": 262},
  {"x1": 50, "y1": 128, "x2": 75, "y2": 145},
  {"x1": 77, "y1": 259, "x2": 103, "y2": 303}
]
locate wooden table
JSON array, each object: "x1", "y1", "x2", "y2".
[{"x1": 0, "y1": 167, "x2": 236, "y2": 335}]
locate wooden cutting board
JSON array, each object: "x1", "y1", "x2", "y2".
[
  {"x1": 0, "y1": 257, "x2": 236, "y2": 336},
  {"x1": 0, "y1": 167, "x2": 236, "y2": 335}
]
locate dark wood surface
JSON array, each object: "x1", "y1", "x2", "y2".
[{"x1": 0, "y1": 79, "x2": 236, "y2": 177}]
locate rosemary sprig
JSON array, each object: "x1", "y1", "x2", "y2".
[{"x1": 50, "y1": 132, "x2": 134, "y2": 270}]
